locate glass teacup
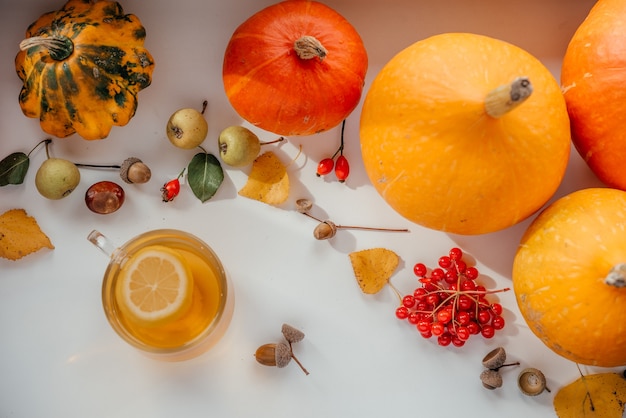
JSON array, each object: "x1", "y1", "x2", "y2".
[{"x1": 88, "y1": 229, "x2": 234, "y2": 361}]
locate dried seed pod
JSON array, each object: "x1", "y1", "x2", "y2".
[
  {"x1": 255, "y1": 342, "x2": 292, "y2": 368},
  {"x1": 295, "y1": 198, "x2": 313, "y2": 213},
  {"x1": 120, "y1": 157, "x2": 151, "y2": 184},
  {"x1": 480, "y1": 369, "x2": 503, "y2": 390},
  {"x1": 314, "y1": 220, "x2": 337, "y2": 240},
  {"x1": 518, "y1": 368, "x2": 547, "y2": 396},
  {"x1": 482, "y1": 347, "x2": 507, "y2": 370},
  {"x1": 281, "y1": 324, "x2": 305, "y2": 344}
]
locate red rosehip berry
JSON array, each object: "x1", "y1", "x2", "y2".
[
  {"x1": 334, "y1": 155, "x2": 350, "y2": 182},
  {"x1": 316, "y1": 158, "x2": 334, "y2": 176},
  {"x1": 161, "y1": 168, "x2": 184, "y2": 202}
]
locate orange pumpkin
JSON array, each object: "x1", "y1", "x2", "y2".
[
  {"x1": 222, "y1": 0, "x2": 368, "y2": 136},
  {"x1": 360, "y1": 33, "x2": 571, "y2": 235},
  {"x1": 513, "y1": 188, "x2": 626, "y2": 367},
  {"x1": 561, "y1": 0, "x2": 626, "y2": 190}
]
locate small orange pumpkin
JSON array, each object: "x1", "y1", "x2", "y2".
[
  {"x1": 222, "y1": 0, "x2": 368, "y2": 136},
  {"x1": 561, "y1": 0, "x2": 626, "y2": 190},
  {"x1": 360, "y1": 33, "x2": 571, "y2": 235},
  {"x1": 513, "y1": 188, "x2": 626, "y2": 367}
]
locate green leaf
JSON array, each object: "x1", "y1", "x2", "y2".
[
  {"x1": 0, "y1": 152, "x2": 30, "y2": 186},
  {"x1": 187, "y1": 152, "x2": 224, "y2": 203}
]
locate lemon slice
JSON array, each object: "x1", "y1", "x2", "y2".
[{"x1": 116, "y1": 245, "x2": 194, "y2": 327}]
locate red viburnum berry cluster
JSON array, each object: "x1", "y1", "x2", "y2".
[{"x1": 395, "y1": 247, "x2": 510, "y2": 347}]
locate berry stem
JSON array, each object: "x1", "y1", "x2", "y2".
[{"x1": 330, "y1": 120, "x2": 346, "y2": 159}]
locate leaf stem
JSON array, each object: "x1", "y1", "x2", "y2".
[
  {"x1": 28, "y1": 138, "x2": 52, "y2": 157},
  {"x1": 576, "y1": 363, "x2": 595, "y2": 412}
]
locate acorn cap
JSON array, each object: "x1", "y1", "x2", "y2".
[
  {"x1": 281, "y1": 323, "x2": 305, "y2": 344},
  {"x1": 480, "y1": 369, "x2": 502, "y2": 390},
  {"x1": 518, "y1": 368, "x2": 547, "y2": 396},
  {"x1": 274, "y1": 342, "x2": 292, "y2": 368},
  {"x1": 482, "y1": 347, "x2": 506, "y2": 370},
  {"x1": 295, "y1": 198, "x2": 313, "y2": 213}
]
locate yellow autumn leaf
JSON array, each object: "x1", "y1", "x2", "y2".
[
  {"x1": 0, "y1": 208, "x2": 54, "y2": 261},
  {"x1": 238, "y1": 151, "x2": 289, "y2": 205},
  {"x1": 349, "y1": 248, "x2": 400, "y2": 294},
  {"x1": 554, "y1": 372, "x2": 626, "y2": 418}
]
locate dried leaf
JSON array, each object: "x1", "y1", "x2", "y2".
[
  {"x1": 238, "y1": 151, "x2": 289, "y2": 205},
  {"x1": 187, "y1": 152, "x2": 223, "y2": 203},
  {"x1": 0, "y1": 152, "x2": 30, "y2": 186},
  {"x1": 0, "y1": 209, "x2": 54, "y2": 260},
  {"x1": 349, "y1": 248, "x2": 400, "y2": 294},
  {"x1": 554, "y1": 372, "x2": 626, "y2": 418}
]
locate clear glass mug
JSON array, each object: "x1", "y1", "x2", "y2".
[{"x1": 88, "y1": 229, "x2": 234, "y2": 361}]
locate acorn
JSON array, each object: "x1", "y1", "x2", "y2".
[
  {"x1": 518, "y1": 368, "x2": 548, "y2": 396},
  {"x1": 255, "y1": 342, "x2": 292, "y2": 368},
  {"x1": 119, "y1": 157, "x2": 151, "y2": 184},
  {"x1": 480, "y1": 369, "x2": 503, "y2": 390}
]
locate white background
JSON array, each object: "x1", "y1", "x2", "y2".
[{"x1": 0, "y1": 1, "x2": 614, "y2": 417}]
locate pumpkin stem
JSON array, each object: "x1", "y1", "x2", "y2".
[
  {"x1": 484, "y1": 77, "x2": 533, "y2": 118},
  {"x1": 294, "y1": 36, "x2": 327, "y2": 61},
  {"x1": 19, "y1": 35, "x2": 74, "y2": 61},
  {"x1": 605, "y1": 263, "x2": 626, "y2": 288}
]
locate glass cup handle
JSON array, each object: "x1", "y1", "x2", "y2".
[{"x1": 87, "y1": 230, "x2": 119, "y2": 258}]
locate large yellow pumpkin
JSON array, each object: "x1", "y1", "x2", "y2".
[
  {"x1": 513, "y1": 188, "x2": 626, "y2": 367},
  {"x1": 359, "y1": 33, "x2": 571, "y2": 235}
]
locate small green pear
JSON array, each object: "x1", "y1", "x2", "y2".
[
  {"x1": 218, "y1": 126, "x2": 261, "y2": 167},
  {"x1": 35, "y1": 158, "x2": 81, "y2": 200},
  {"x1": 166, "y1": 104, "x2": 208, "y2": 149}
]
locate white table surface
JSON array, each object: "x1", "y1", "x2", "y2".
[{"x1": 0, "y1": 1, "x2": 614, "y2": 417}]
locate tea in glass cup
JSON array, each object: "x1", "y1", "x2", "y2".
[{"x1": 88, "y1": 229, "x2": 233, "y2": 361}]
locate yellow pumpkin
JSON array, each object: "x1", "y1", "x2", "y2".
[
  {"x1": 359, "y1": 33, "x2": 571, "y2": 235},
  {"x1": 15, "y1": 0, "x2": 155, "y2": 140},
  {"x1": 513, "y1": 188, "x2": 626, "y2": 367}
]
